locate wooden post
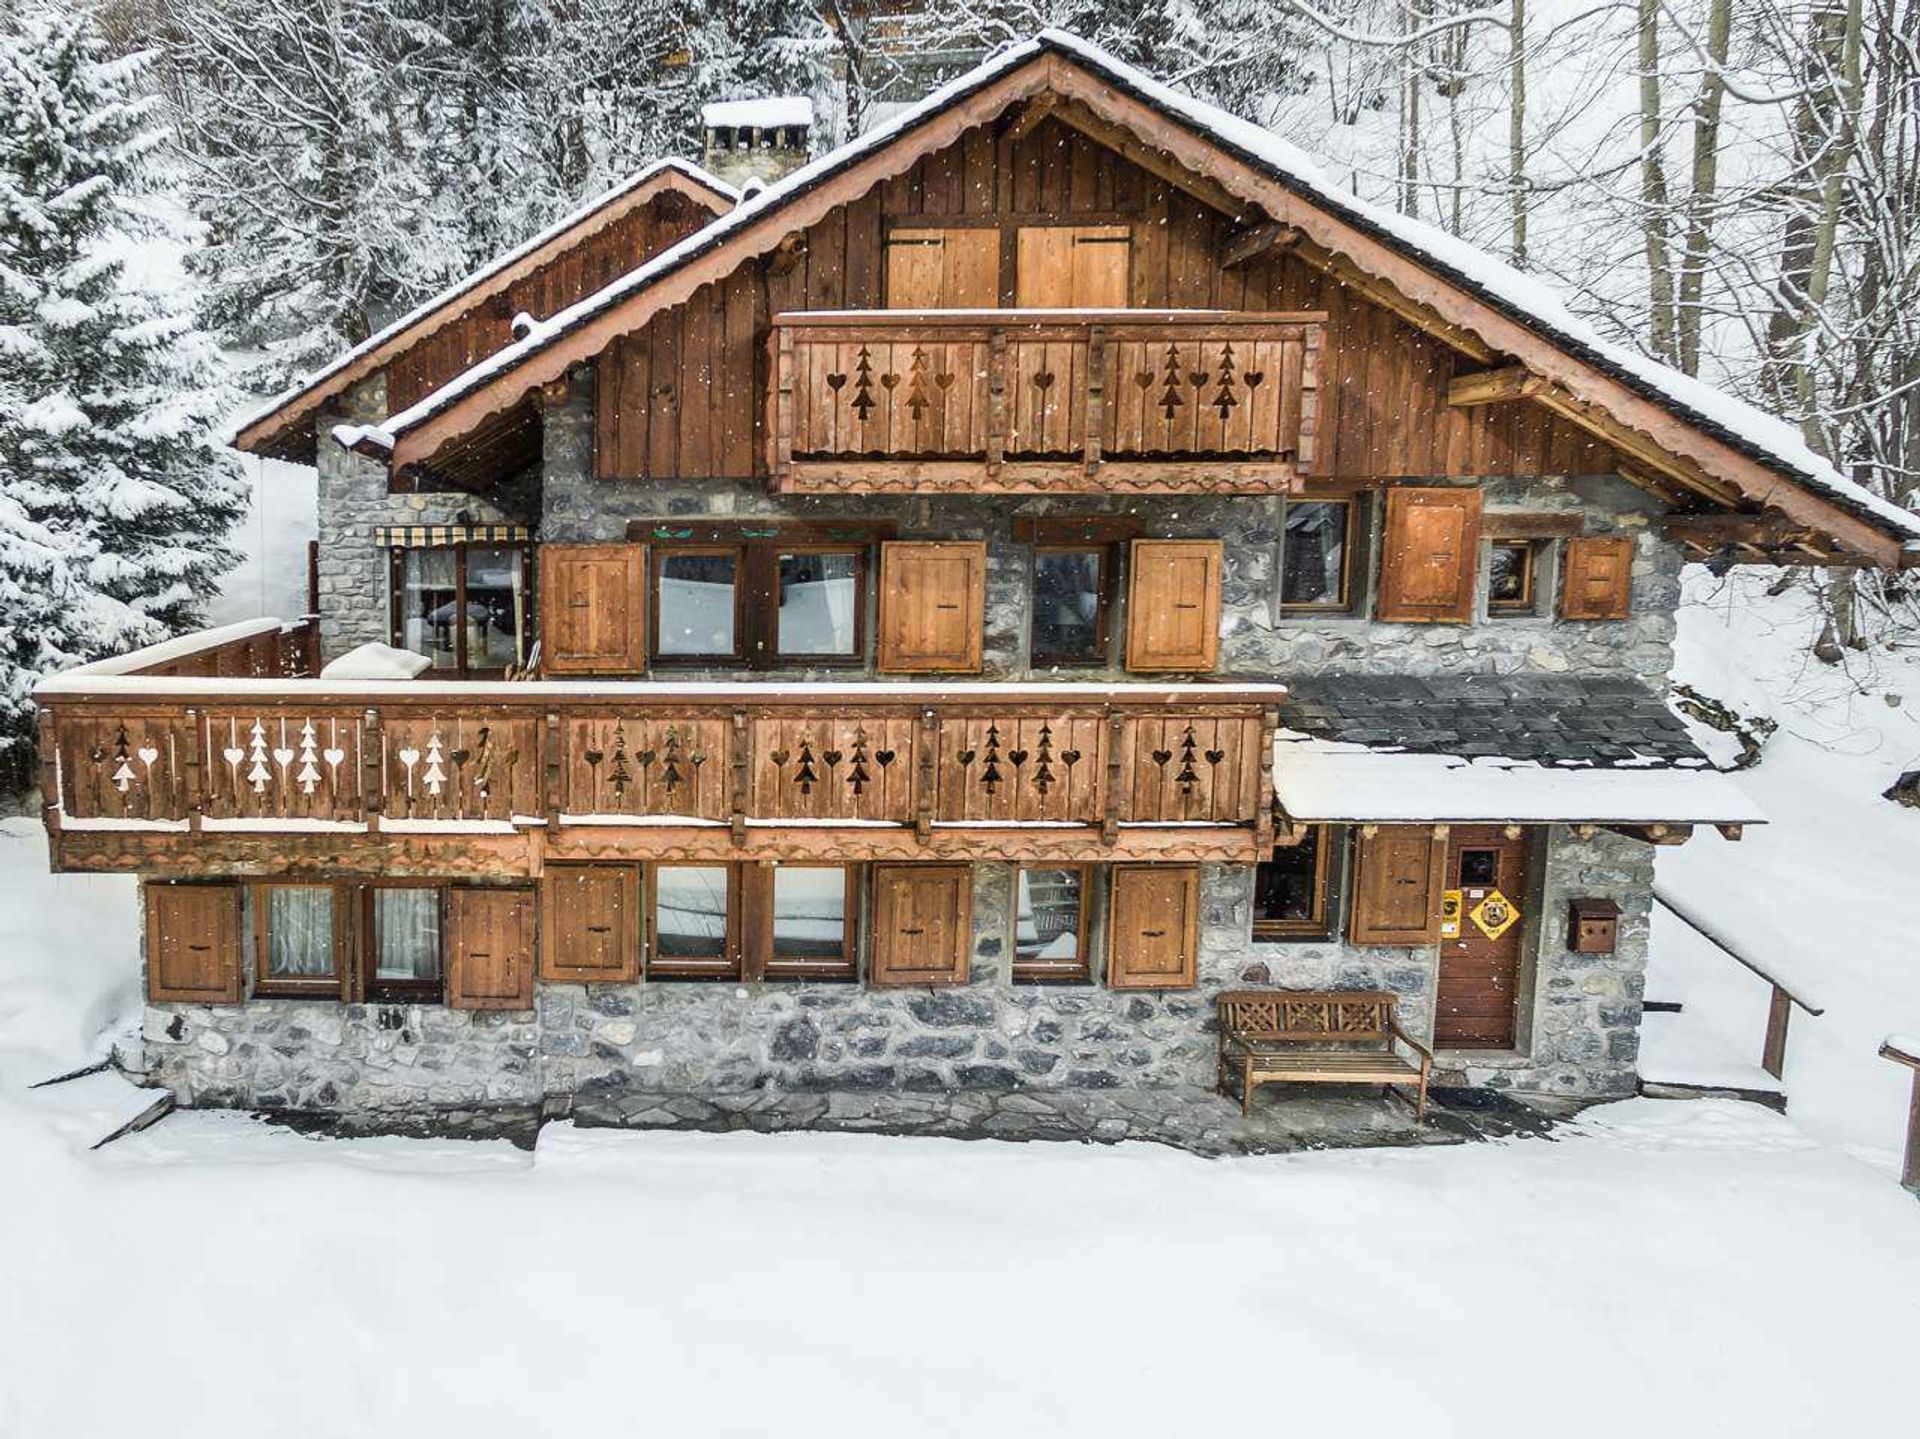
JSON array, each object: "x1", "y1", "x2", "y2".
[
  {"x1": 305, "y1": 539, "x2": 320, "y2": 617},
  {"x1": 1879, "y1": 1041, "x2": 1920, "y2": 1194},
  {"x1": 184, "y1": 706, "x2": 205, "y2": 832},
  {"x1": 729, "y1": 710, "x2": 749, "y2": 847},
  {"x1": 1083, "y1": 323, "x2": 1106, "y2": 475},
  {"x1": 985, "y1": 329, "x2": 1008, "y2": 475},
  {"x1": 1101, "y1": 710, "x2": 1125, "y2": 845},
  {"x1": 542, "y1": 712, "x2": 562, "y2": 831},
  {"x1": 770, "y1": 327, "x2": 795, "y2": 489},
  {"x1": 361, "y1": 707, "x2": 383, "y2": 818},
  {"x1": 914, "y1": 709, "x2": 937, "y2": 845},
  {"x1": 1762, "y1": 984, "x2": 1793, "y2": 1079}
]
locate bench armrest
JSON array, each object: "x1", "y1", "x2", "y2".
[{"x1": 1388, "y1": 1018, "x2": 1434, "y2": 1068}]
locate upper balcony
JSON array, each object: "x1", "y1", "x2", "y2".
[
  {"x1": 767, "y1": 309, "x2": 1324, "y2": 495},
  {"x1": 34, "y1": 619, "x2": 1281, "y2": 876}
]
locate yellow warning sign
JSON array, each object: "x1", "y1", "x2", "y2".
[
  {"x1": 1469, "y1": 888, "x2": 1520, "y2": 941},
  {"x1": 1439, "y1": 889, "x2": 1462, "y2": 939}
]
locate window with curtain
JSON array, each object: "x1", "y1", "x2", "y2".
[
  {"x1": 371, "y1": 887, "x2": 442, "y2": 999},
  {"x1": 391, "y1": 544, "x2": 531, "y2": 676},
  {"x1": 251, "y1": 884, "x2": 337, "y2": 995}
]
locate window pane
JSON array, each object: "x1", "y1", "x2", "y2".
[
  {"x1": 266, "y1": 887, "x2": 333, "y2": 978},
  {"x1": 466, "y1": 545, "x2": 527, "y2": 669},
  {"x1": 1031, "y1": 550, "x2": 1103, "y2": 662},
  {"x1": 1488, "y1": 543, "x2": 1531, "y2": 607},
  {"x1": 777, "y1": 552, "x2": 858, "y2": 655},
  {"x1": 655, "y1": 867, "x2": 730, "y2": 960},
  {"x1": 658, "y1": 553, "x2": 737, "y2": 656},
  {"x1": 1015, "y1": 868, "x2": 1085, "y2": 966},
  {"x1": 1254, "y1": 829, "x2": 1323, "y2": 926},
  {"x1": 773, "y1": 867, "x2": 848, "y2": 962},
  {"x1": 1280, "y1": 503, "x2": 1348, "y2": 608},
  {"x1": 398, "y1": 548, "x2": 460, "y2": 670},
  {"x1": 373, "y1": 888, "x2": 441, "y2": 981}
]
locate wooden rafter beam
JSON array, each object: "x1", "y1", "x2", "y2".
[
  {"x1": 1220, "y1": 218, "x2": 1301, "y2": 269},
  {"x1": 1602, "y1": 823, "x2": 1695, "y2": 846},
  {"x1": 1447, "y1": 365, "x2": 1548, "y2": 407},
  {"x1": 1003, "y1": 92, "x2": 1064, "y2": 143},
  {"x1": 1289, "y1": 236, "x2": 1500, "y2": 364}
]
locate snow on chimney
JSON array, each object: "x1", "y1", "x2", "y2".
[{"x1": 701, "y1": 96, "x2": 814, "y2": 190}]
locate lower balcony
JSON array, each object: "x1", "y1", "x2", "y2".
[{"x1": 35, "y1": 619, "x2": 1280, "y2": 876}]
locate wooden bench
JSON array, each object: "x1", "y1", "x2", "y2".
[{"x1": 1215, "y1": 990, "x2": 1434, "y2": 1120}]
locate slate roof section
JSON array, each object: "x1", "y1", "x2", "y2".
[{"x1": 1278, "y1": 674, "x2": 1708, "y2": 767}]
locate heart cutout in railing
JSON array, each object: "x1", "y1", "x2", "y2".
[
  {"x1": 1135, "y1": 371, "x2": 1154, "y2": 389},
  {"x1": 769, "y1": 748, "x2": 790, "y2": 767},
  {"x1": 1243, "y1": 371, "x2": 1265, "y2": 388},
  {"x1": 822, "y1": 750, "x2": 843, "y2": 766},
  {"x1": 1204, "y1": 748, "x2": 1226, "y2": 765},
  {"x1": 880, "y1": 373, "x2": 899, "y2": 389},
  {"x1": 1188, "y1": 371, "x2": 1209, "y2": 388},
  {"x1": 826, "y1": 373, "x2": 846, "y2": 390},
  {"x1": 1007, "y1": 749, "x2": 1029, "y2": 766},
  {"x1": 874, "y1": 749, "x2": 896, "y2": 766},
  {"x1": 1151, "y1": 748, "x2": 1173, "y2": 766},
  {"x1": 934, "y1": 372, "x2": 955, "y2": 389},
  {"x1": 1060, "y1": 749, "x2": 1081, "y2": 766},
  {"x1": 1030, "y1": 371, "x2": 1055, "y2": 390}
]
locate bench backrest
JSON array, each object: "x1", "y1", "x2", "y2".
[{"x1": 1217, "y1": 989, "x2": 1395, "y2": 1042}]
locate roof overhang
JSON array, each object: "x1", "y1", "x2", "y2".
[
  {"x1": 230, "y1": 159, "x2": 737, "y2": 463},
  {"x1": 1273, "y1": 733, "x2": 1766, "y2": 828}
]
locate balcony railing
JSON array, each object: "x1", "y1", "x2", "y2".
[
  {"x1": 768, "y1": 309, "x2": 1324, "y2": 494},
  {"x1": 36, "y1": 626, "x2": 1280, "y2": 870}
]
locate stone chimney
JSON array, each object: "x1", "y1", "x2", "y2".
[{"x1": 700, "y1": 97, "x2": 814, "y2": 190}]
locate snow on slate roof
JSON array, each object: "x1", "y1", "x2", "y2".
[
  {"x1": 230, "y1": 157, "x2": 736, "y2": 444},
  {"x1": 1274, "y1": 734, "x2": 1766, "y2": 825},
  {"x1": 349, "y1": 31, "x2": 1920, "y2": 545},
  {"x1": 702, "y1": 97, "x2": 814, "y2": 130}
]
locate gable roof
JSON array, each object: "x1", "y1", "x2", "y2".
[
  {"x1": 334, "y1": 31, "x2": 1920, "y2": 563},
  {"x1": 231, "y1": 158, "x2": 736, "y2": 460}
]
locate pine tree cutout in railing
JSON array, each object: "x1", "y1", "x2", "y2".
[
  {"x1": 1032, "y1": 723, "x2": 1056, "y2": 794},
  {"x1": 847, "y1": 727, "x2": 872, "y2": 797},
  {"x1": 1211, "y1": 343, "x2": 1239, "y2": 421},
  {"x1": 905, "y1": 347, "x2": 931, "y2": 422},
  {"x1": 246, "y1": 720, "x2": 272, "y2": 795},
  {"x1": 608, "y1": 721, "x2": 633, "y2": 794},
  {"x1": 980, "y1": 723, "x2": 1004, "y2": 795},
  {"x1": 661, "y1": 726, "x2": 686, "y2": 794},
  {"x1": 1175, "y1": 724, "x2": 1200, "y2": 794},
  {"x1": 794, "y1": 738, "x2": 818, "y2": 794},
  {"x1": 295, "y1": 720, "x2": 321, "y2": 795},
  {"x1": 851, "y1": 345, "x2": 877, "y2": 422},
  {"x1": 1157, "y1": 343, "x2": 1185, "y2": 421},
  {"x1": 110, "y1": 725, "x2": 135, "y2": 793},
  {"x1": 422, "y1": 732, "x2": 447, "y2": 797}
]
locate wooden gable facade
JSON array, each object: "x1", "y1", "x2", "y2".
[{"x1": 590, "y1": 117, "x2": 1616, "y2": 486}]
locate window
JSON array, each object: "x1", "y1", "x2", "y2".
[
  {"x1": 390, "y1": 544, "x2": 533, "y2": 676},
  {"x1": 1014, "y1": 866, "x2": 1094, "y2": 982},
  {"x1": 653, "y1": 540, "x2": 866, "y2": 667},
  {"x1": 368, "y1": 885, "x2": 443, "y2": 1002},
  {"x1": 1253, "y1": 826, "x2": 1336, "y2": 940},
  {"x1": 1279, "y1": 500, "x2": 1353, "y2": 612},
  {"x1": 648, "y1": 863, "x2": 860, "y2": 982},
  {"x1": 251, "y1": 885, "x2": 337, "y2": 997},
  {"x1": 1487, "y1": 540, "x2": 1538, "y2": 615},
  {"x1": 1030, "y1": 546, "x2": 1111, "y2": 666}
]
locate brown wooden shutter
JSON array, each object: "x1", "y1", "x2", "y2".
[
  {"x1": 877, "y1": 541, "x2": 986, "y2": 673},
  {"x1": 884, "y1": 228, "x2": 1001, "y2": 308},
  {"x1": 1377, "y1": 487, "x2": 1483, "y2": 623},
  {"x1": 538, "y1": 543, "x2": 647, "y2": 674},
  {"x1": 1124, "y1": 539, "x2": 1222, "y2": 672},
  {"x1": 145, "y1": 882, "x2": 244, "y2": 1004},
  {"x1": 1559, "y1": 535, "x2": 1634, "y2": 620},
  {"x1": 448, "y1": 887, "x2": 536, "y2": 1010},
  {"x1": 539, "y1": 865, "x2": 639, "y2": 984},
  {"x1": 1015, "y1": 225, "x2": 1132, "y2": 307},
  {"x1": 1107, "y1": 866, "x2": 1200, "y2": 990},
  {"x1": 1349, "y1": 826, "x2": 1448, "y2": 946},
  {"x1": 869, "y1": 865, "x2": 971, "y2": 986}
]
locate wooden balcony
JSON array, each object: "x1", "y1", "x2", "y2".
[
  {"x1": 35, "y1": 624, "x2": 1280, "y2": 876},
  {"x1": 768, "y1": 309, "x2": 1324, "y2": 494}
]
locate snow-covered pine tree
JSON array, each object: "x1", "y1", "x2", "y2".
[{"x1": 0, "y1": 1, "x2": 245, "y2": 773}]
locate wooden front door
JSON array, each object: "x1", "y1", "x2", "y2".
[{"x1": 1436, "y1": 827, "x2": 1530, "y2": 1048}]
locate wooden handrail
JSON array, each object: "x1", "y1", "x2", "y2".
[{"x1": 1653, "y1": 887, "x2": 1823, "y2": 1081}]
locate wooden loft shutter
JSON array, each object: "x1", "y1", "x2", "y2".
[
  {"x1": 1349, "y1": 826, "x2": 1448, "y2": 946},
  {"x1": 540, "y1": 865, "x2": 639, "y2": 984},
  {"x1": 539, "y1": 543, "x2": 647, "y2": 674},
  {"x1": 1015, "y1": 225, "x2": 1132, "y2": 307},
  {"x1": 1560, "y1": 535, "x2": 1634, "y2": 620},
  {"x1": 877, "y1": 541, "x2": 986, "y2": 673},
  {"x1": 448, "y1": 887, "x2": 537, "y2": 1010},
  {"x1": 1107, "y1": 866, "x2": 1200, "y2": 990},
  {"x1": 145, "y1": 882, "x2": 244, "y2": 1004},
  {"x1": 1377, "y1": 487, "x2": 1483, "y2": 623},
  {"x1": 870, "y1": 865, "x2": 972, "y2": 986},
  {"x1": 884, "y1": 228, "x2": 1001, "y2": 308},
  {"x1": 1125, "y1": 539, "x2": 1222, "y2": 672}
]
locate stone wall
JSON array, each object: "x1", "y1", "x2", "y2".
[{"x1": 139, "y1": 829, "x2": 1648, "y2": 1109}]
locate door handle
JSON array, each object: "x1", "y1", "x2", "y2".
[
  {"x1": 899, "y1": 927, "x2": 925, "y2": 936},
  {"x1": 1141, "y1": 928, "x2": 1166, "y2": 938},
  {"x1": 469, "y1": 951, "x2": 490, "y2": 959},
  {"x1": 586, "y1": 925, "x2": 611, "y2": 935}
]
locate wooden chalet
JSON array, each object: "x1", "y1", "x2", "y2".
[{"x1": 36, "y1": 31, "x2": 1919, "y2": 1114}]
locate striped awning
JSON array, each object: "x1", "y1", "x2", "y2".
[{"x1": 372, "y1": 523, "x2": 532, "y2": 547}]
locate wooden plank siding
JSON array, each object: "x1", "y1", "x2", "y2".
[{"x1": 590, "y1": 118, "x2": 1614, "y2": 482}]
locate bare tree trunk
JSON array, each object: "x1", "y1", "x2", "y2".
[
  {"x1": 1509, "y1": 0, "x2": 1528, "y2": 265},
  {"x1": 1797, "y1": 0, "x2": 1864, "y2": 452},
  {"x1": 1638, "y1": 0, "x2": 1677, "y2": 363},
  {"x1": 1675, "y1": 0, "x2": 1731, "y2": 376},
  {"x1": 1399, "y1": 0, "x2": 1422, "y2": 218}
]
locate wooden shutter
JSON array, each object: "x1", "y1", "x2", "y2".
[
  {"x1": 884, "y1": 228, "x2": 1001, "y2": 308},
  {"x1": 1125, "y1": 539, "x2": 1222, "y2": 672},
  {"x1": 1349, "y1": 826, "x2": 1448, "y2": 946},
  {"x1": 877, "y1": 541, "x2": 985, "y2": 672},
  {"x1": 1560, "y1": 535, "x2": 1634, "y2": 620},
  {"x1": 145, "y1": 882, "x2": 244, "y2": 1004},
  {"x1": 1107, "y1": 866, "x2": 1200, "y2": 990},
  {"x1": 1015, "y1": 225, "x2": 1132, "y2": 307},
  {"x1": 448, "y1": 887, "x2": 536, "y2": 1010},
  {"x1": 540, "y1": 865, "x2": 639, "y2": 984},
  {"x1": 1377, "y1": 487, "x2": 1483, "y2": 623},
  {"x1": 539, "y1": 543, "x2": 647, "y2": 674},
  {"x1": 870, "y1": 865, "x2": 971, "y2": 986}
]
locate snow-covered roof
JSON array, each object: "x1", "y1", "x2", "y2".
[
  {"x1": 702, "y1": 97, "x2": 813, "y2": 131},
  {"x1": 231, "y1": 157, "x2": 735, "y2": 451},
  {"x1": 1273, "y1": 732, "x2": 1766, "y2": 826},
  {"x1": 347, "y1": 31, "x2": 1918, "y2": 548}
]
